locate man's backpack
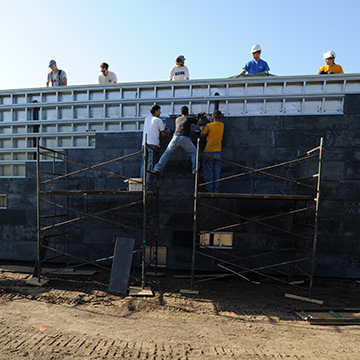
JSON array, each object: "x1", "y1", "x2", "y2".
[{"x1": 50, "y1": 69, "x2": 63, "y2": 86}]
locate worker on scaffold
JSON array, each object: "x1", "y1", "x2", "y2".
[
  {"x1": 153, "y1": 106, "x2": 202, "y2": 175},
  {"x1": 201, "y1": 110, "x2": 224, "y2": 193},
  {"x1": 141, "y1": 104, "x2": 170, "y2": 189}
]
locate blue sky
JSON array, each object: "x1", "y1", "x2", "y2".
[{"x1": 0, "y1": 0, "x2": 358, "y2": 90}]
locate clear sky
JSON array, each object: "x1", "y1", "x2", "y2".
[{"x1": 0, "y1": 0, "x2": 359, "y2": 90}]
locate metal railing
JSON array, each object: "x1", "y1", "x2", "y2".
[{"x1": 0, "y1": 74, "x2": 359, "y2": 177}]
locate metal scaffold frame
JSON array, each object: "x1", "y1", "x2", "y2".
[
  {"x1": 35, "y1": 139, "x2": 160, "y2": 291},
  {"x1": 189, "y1": 138, "x2": 323, "y2": 298}
]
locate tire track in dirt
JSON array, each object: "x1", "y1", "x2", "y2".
[{"x1": 0, "y1": 327, "x2": 253, "y2": 359}]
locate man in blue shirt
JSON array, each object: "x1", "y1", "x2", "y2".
[{"x1": 240, "y1": 44, "x2": 270, "y2": 75}]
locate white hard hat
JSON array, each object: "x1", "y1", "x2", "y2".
[
  {"x1": 250, "y1": 44, "x2": 262, "y2": 53},
  {"x1": 323, "y1": 50, "x2": 336, "y2": 59}
]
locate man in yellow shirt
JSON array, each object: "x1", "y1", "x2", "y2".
[
  {"x1": 201, "y1": 110, "x2": 224, "y2": 193},
  {"x1": 318, "y1": 51, "x2": 344, "y2": 74}
]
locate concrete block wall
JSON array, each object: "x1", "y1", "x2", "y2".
[
  {"x1": 0, "y1": 174, "x2": 37, "y2": 260},
  {"x1": 1, "y1": 93, "x2": 360, "y2": 277}
]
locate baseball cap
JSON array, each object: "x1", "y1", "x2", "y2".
[
  {"x1": 48, "y1": 59, "x2": 56, "y2": 67},
  {"x1": 175, "y1": 55, "x2": 185, "y2": 63}
]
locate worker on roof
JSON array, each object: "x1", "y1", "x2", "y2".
[
  {"x1": 240, "y1": 44, "x2": 270, "y2": 75},
  {"x1": 169, "y1": 55, "x2": 190, "y2": 81},
  {"x1": 318, "y1": 51, "x2": 344, "y2": 75},
  {"x1": 98, "y1": 62, "x2": 117, "y2": 84},
  {"x1": 46, "y1": 60, "x2": 67, "y2": 87}
]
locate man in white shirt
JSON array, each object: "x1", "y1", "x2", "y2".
[
  {"x1": 169, "y1": 55, "x2": 190, "y2": 81},
  {"x1": 97, "y1": 62, "x2": 117, "y2": 84},
  {"x1": 141, "y1": 104, "x2": 170, "y2": 189}
]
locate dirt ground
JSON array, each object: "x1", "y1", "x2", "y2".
[{"x1": 1, "y1": 263, "x2": 360, "y2": 359}]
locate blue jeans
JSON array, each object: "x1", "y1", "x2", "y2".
[
  {"x1": 203, "y1": 152, "x2": 222, "y2": 193},
  {"x1": 154, "y1": 135, "x2": 197, "y2": 173},
  {"x1": 140, "y1": 146, "x2": 158, "y2": 188}
]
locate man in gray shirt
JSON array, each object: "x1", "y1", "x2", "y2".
[
  {"x1": 46, "y1": 59, "x2": 67, "y2": 87},
  {"x1": 154, "y1": 106, "x2": 202, "y2": 175}
]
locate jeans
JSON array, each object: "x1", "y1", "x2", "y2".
[
  {"x1": 154, "y1": 135, "x2": 197, "y2": 173},
  {"x1": 203, "y1": 151, "x2": 222, "y2": 193},
  {"x1": 140, "y1": 146, "x2": 158, "y2": 188}
]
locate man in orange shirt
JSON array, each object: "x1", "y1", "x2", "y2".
[
  {"x1": 201, "y1": 110, "x2": 224, "y2": 193},
  {"x1": 318, "y1": 51, "x2": 344, "y2": 74}
]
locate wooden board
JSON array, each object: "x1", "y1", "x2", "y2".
[
  {"x1": 285, "y1": 293, "x2": 324, "y2": 305},
  {"x1": 198, "y1": 192, "x2": 313, "y2": 201},
  {"x1": 0, "y1": 265, "x2": 96, "y2": 276},
  {"x1": 43, "y1": 269, "x2": 96, "y2": 275},
  {"x1": 296, "y1": 309, "x2": 360, "y2": 325},
  {"x1": 129, "y1": 286, "x2": 153, "y2": 296},
  {"x1": 180, "y1": 289, "x2": 199, "y2": 295},
  {"x1": 26, "y1": 277, "x2": 49, "y2": 287},
  {"x1": 145, "y1": 271, "x2": 164, "y2": 277},
  {"x1": 108, "y1": 237, "x2": 135, "y2": 295}
]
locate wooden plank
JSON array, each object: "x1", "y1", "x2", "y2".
[
  {"x1": 285, "y1": 293, "x2": 324, "y2": 305},
  {"x1": 0, "y1": 265, "x2": 95, "y2": 276},
  {"x1": 175, "y1": 273, "x2": 224, "y2": 279},
  {"x1": 307, "y1": 311, "x2": 337, "y2": 319},
  {"x1": 40, "y1": 190, "x2": 142, "y2": 196},
  {"x1": 43, "y1": 269, "x2": 96, "y2": 275},
  {"x1": 26, "y1": 277, "x2": 49, "y2": 287},
  {"x1": 198, "y1": 192, "x2": 314, "y2": 201},
  {"x1": 0, "y1": 265, "x2": 34, "y2": 273},
  {"x1": 145, "y1": 271, "x2": 164, "y2": 277},
  {"x1": 296, "y1": 309, "x2": 360, "y2": 325},
  {"x1": 289, "y1": 280, "x2": 305, "y2": 285},
  {"x1": 338, "y1": 312, "x2": 360, "y2": 319},
  {"x1": 180, "y1": 289, "x2": 199, "y2": 295},
  {"x1": 129, "y1": 286, "x2": 153, "y2": 296},
  {"x1": 108, "y1": 237, "x2": 135, "y2": 295}
]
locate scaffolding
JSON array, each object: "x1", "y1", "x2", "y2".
[
  {"x1": 189, "y1": 138, "x2": 323, "y2": 298},
  {"x1": 35, "y1": 139, "x2": 160, "y2": 291}
]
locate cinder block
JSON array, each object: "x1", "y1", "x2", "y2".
[{"x1": 344, "y1": 94, "x2": 360, "y2": 115}]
